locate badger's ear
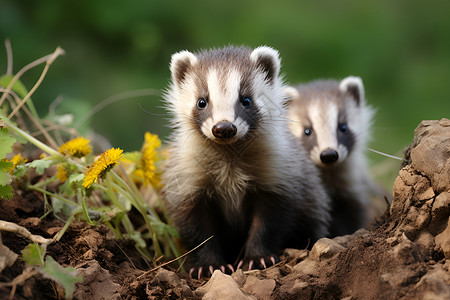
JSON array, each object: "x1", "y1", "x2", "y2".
[
  {"x1": 170, "y1": 50, "x2": 198, "y2": 86},
  {"x1": 339, "y1": 76, "x2": 365, "y2": 105},
  {"x1": 282, "y1": 86, "x2": 299, "y2": 107},
  {"x1": 250, "y1": 46, "x2": 281, "y2": 84}
]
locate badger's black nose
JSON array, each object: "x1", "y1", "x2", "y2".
[
  {"x1": 212, "y1": 121, "x2": 237, "y2": 139},
  {"x1": 320, "y1": 149, "x2": 339, "y2": 164}
]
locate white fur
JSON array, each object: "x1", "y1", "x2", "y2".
[
  {"x1": 200, "y1": 68, "x2": 250, "y2": 143},
  {"x1": 170, "y1": 50, "x2": 198, "y2": 84},
  {"x1": 308, "y1": 101, "x2": 340, "y2": 165},
  {"x1": 162, "y1": 47, "x2": 330, "y2": 233},
  {"x1": 250, "y1": 46, "x2": 281, "y2": 77},
  {"x1": 339, "y1": 76, "x2": 365, "y2": 104}
]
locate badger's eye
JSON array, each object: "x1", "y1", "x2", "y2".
[
  {"x1": 241, "y1": 97, "x2": 252, "y2": 108},
  {"x1": 338, "y1": 123, "x2": 348, "y2": 133},
  {"x1": 304, "y1": 128, "x2": 312, "y2": 136},
  {"x1": 197, "y1": 98, "x2": 207, "y2": 109}
]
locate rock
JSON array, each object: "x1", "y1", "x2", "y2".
[
  {"x1": 284, "y1": 248, "x2": 308, "y2": 260},
  {"x1": 413, "y1": 263, "x2": 450, "y2": 299},
  {"x1": 196, "y1": 270, "x2": 255, "y2": 300},
  {"x1": 409, "y1": 118, "x2": 450, "y2": 194},
  {"x1": 74, "y1": 260, "x2": 121, "y2": 300},
  {"x1": 231, "y1": 269, "x2": 247, "y2": 287},
  {"x1": 152, "y1": 268, "x2": 183, "y2": 287},
  {"x1": 242, "y1": 276, "x2": 276, "y2": 300},
  {"x1": 0, "y1": 235, "x2": 18, "y2": 272},
  {"x1": 435, "y1": 218, "x2": 450, "y2": 258},
  {"x1": 293, "y1": 259, "x2": 319, "y2": 276},
  {"x1": 429, "y1": 192, "x2": 450, "y2": 235},
  {"x1": 310, "y1": 238, "x2": 346, "y2": 261},
  {"x1": 147, "y1": 268, "x2": 194, "y2": 299},
  {"x1": 332, "y1": 228, "x2": 369, "y2": 248}
]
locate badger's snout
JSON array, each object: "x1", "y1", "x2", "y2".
[
  {"x1": 212, "y1": 121, "x2": 237, "y2": 139},
  {"x1": 320, "y1": 148, "x2": 339, "y2": 164}
]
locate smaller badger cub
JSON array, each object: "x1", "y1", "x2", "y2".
[
  {"x1": 285, "y1": 77, "x2": 377, "y2": 236},
  {"x1": 162, "y1": 46, "x2": 331, "y2": 278}
]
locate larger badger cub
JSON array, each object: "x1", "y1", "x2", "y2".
[
  {"x1": 285, "y1": 77, "x2": 377, "y2": 236},
  {"x1": 162, "y1": 46, "x2": 331, "y2": 278}
]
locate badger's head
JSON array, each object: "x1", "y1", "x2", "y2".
[
  {"x1": 286, "y1": 76, "x2": 373, "y2": 168},
  {"x1": 166, "y1": 46, "x2": 284, "y2": 145}
]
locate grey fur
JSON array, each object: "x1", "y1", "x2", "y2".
[
  {"x1": 285, "y1": 77, "x2": 378, "y2": 236},
  {"x1": 161, "y1": 46, "x2": 331, "y2": 273}
]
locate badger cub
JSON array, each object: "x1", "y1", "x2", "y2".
[
  {"x1": 162, "y1": 46, "x2": 331, "y2": 278},
  {"x1": 285, "y1": 77, "x2": 377, "y2": 236}
]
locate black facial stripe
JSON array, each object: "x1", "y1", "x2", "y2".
[
  {"x1": 336, "y1": 126, "x2": 355, "y2": 154},
  {"x1": 234, "y1": 96, "x2": 260, "y2": 133}
]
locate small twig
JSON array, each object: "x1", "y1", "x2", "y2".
[
  {"x1": 5, "y1": 39, "x2": 13, "y2": 76},
  {"x1": 137, "y1": 235, "x2": 213, "y2": 279},
  {"x1": 0, "y1": 220, "x2": 54, "y2": 244},
  {"x1": 0, "y1": 268, "x2": 39, "y2": 300},
  {"x1": 1, "y1": 87, "x2": 59, "y2": 148},
  {"x1": 368, "y1": 148, "x2": 404, "y2": 161},
  {"x1": 0, "y1": 47, "x2": 64, "y2": 107},
  {"x1": 8, "y1": 47, "x2": 65, "y2": 125}
]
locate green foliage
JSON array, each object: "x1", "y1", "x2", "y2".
[
  {"x1": 0, "y1": 75, "x2": 28, "y2": 98},
  {"x1": 29, "y1": 159, "x2": 53, "y2": 175},
  {"x1": 0, "y1": 126, "x2": 15, "y2": 199},
  {"x1": 22, "y1": 243, "x2": 83, "y2": 299},
  {"x1": 21, "y1": 243, "x2": 45, "y2": 267},
  {"x1": 43, "y1": 256, "x2": 83, "y2": 299}
]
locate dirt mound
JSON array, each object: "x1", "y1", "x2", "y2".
[
  {"x1": 181, "y1": 118, "x2": 450, "y2": 299},
  {"x1": 1, "y1": 119, "x2": 449, "y2": 299}
]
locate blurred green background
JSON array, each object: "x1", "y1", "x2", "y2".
[{"x1": 1, "y1": 0, "x2": 449, "y2": 188}]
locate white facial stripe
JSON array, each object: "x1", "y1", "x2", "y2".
[
  {"x1": 207, "y1": 68, "x2": 241, "y2": 123},
  {"x1": 308, "y1": 100, "x2": 339, "y2": 151}
]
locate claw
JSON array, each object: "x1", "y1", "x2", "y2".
[
  {"x1": 220, "y1": 265, "x2": 226, "y2": 273},
  {"x1": 189, "y1": 267, "x2": 195, "y2": 278},
  {"x1": 237, "y1": 260, "x2": 244, "y2": 270},
  {"x1": 227, "y1": 264, "x2": 235, "y2": 273},
  {"x1": 198, "y1": 266, "x2": 203, "y2": 280},
  {"x1": 209, "y1": 265, "x2": 214, "y2": 276},
  {"x1": 270, "y1": 256, "x2": 276, "y2": 266},
  {"x1": 248, "y1": 260, "x2": 254, "y2": 271},
  {"x1": 260, "y1": 258, "x2": 267, "y2": 269}
]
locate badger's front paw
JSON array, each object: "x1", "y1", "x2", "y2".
[
  {"x1": 237, "y1": 255, "x2": 279, "y2": 271},
  {"x1": 189, "y1": 263, "x2": 235, "y2": 279}
]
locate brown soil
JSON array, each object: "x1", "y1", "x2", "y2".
[{"x1": 1, "y1": 118, "x2": 449, "y2": 300}]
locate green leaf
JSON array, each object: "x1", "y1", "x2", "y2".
[
  {"x1": 21, "y1": 243, "x2": 82, "y2": 299},
  {"x1": 0, "y1": 127, "x2": 15, "y2": 199},
  {"x1": 21, "y1": 243, "x2": 45, "y2": 267},
  {"x1": 13, "y1": 164, "x2": 28, "y2": 177},
  {"x1": 43, "y1": 256, "x2": 83, "y2": 299},
  {"x1": 0, "y1": 128, "x2": 15, "y2": 159},
  {"x1": 68, "y1": 173, "x2": 84, "y2": 183},
  {"x1": 29, "y1": 159, "x2": 53, "y2": 175},
  {"x1": 0, "y1": 75, "x2": 29, "y2": 98},
  {"x1": 0, "y1": 162, "x2": 13, "y2": 186},
  {"x1": 0, "y1": 184, "x2": 13, "y2": 200}
]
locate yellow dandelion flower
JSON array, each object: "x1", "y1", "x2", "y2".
[
  {"x1": 59, "y1": 137, "x2": 92, "y2": 158},
  {"x1": 56, "y1": 164, "x2": 69, "y2": 183},
  {"x1": 9, "y1": 154, "x2": 27, "y2": 170},
  {"x1": 83, "y1": 148, "x2": 123, "y2": 188},
  {"x1": 2, "y1": 154, "x2": 28, "y2": 173},
  {"x1": 140, "y1": 132, "x2": 161, "y2": 185}
]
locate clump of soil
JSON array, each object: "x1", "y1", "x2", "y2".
[{"x1": 1, "y1": 118, "x2": 449, "y2": 299}]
